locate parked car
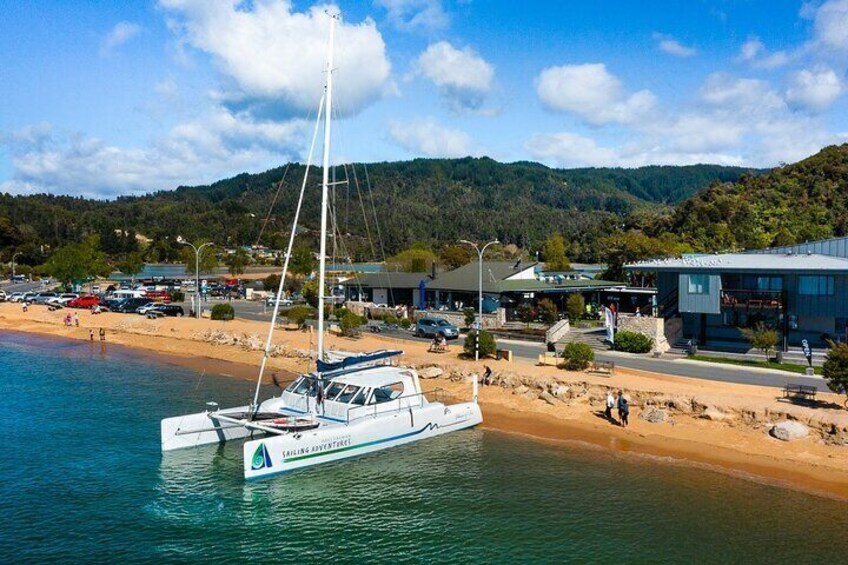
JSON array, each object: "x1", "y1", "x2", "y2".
[
  {"x1": 8, "y1": 292, "x2": 24, "y2": 303},
  {"x1": 12, "y1": 274, "x2": 26, "y2": 283},
  {"x1": 47, "y1": 293, "x2": 79, "y2": 306},
  {"x1": 32, "y1": 292, "x2": 58, "y2": 305},
  {"x1": 0, "y1": 290, "x2": 6, "y2": 302},
  {"x1": 136, "y1": 302, "x2": 162, "y2": 315},
  {"x1": 146, "y1": 304, "x2": 185, "y2": 318},
  {"x1": 111, "y1": 297, "x2": 151, "y2": 313},
  {"x1": 67, "y1": 295, "x2": 100, "y2": 309},
  {"x1": 22, "y1": 292, "x2": 38, "y2": 303},
  {"x1": 414, "y1": 317, "x2": 460, "y2": 340},
  {"x1": 265, "y1": 296, "x2": 293, "y2": 308}
]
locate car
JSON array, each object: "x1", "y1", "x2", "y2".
[
  {"x1": 136, "y1": 302, "x2": 162, "y2": 315},
  {"x1": 22, "y1": 292, "x2": 38, "y2": 303},
  {"x1": 414, "y1": 317, "x2": 460, "y2": 340},
  {"x1": 111, "y1": 297, "x2": 151, "y2": 313},
  {"x1": 68, "y1": 295, "x2": 100, "y2": 309},
  {"x1": 265, "y1": 296, "x2": 293, "y2": 308},
  {"x1": 12, "y1": 274, "x2": 26, "y2": 283},
  {"x1": 47, "y1": 293, "x2": 79, "y2": 306},
  {"x1": 146, "y1": 304, "x2": 185, "y2": 318},
  {"x1": 32, "y1": 292, "x2": 58, "y2": 305},
  {"x1": 8, "y1": 292, "x2": 24, "y2": 303},
  {"x1": 0, "y1": 290, "x2": 6, "y2": 302}
]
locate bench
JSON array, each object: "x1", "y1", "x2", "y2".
[
  {"x1": 589, "y1": 361, "x2": 615, "y2": 376},
  {"x1": 783, "y1": 383, "x2": 818, "y2": 401}
]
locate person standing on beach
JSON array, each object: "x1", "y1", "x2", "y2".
[
  {"x1": 99, "y1": 327, "x2": 106, "y2": 342},
  {"x1": 22, "y1": 301, "x2": 28, "y2": 312},
  {"x1": 605, "y1": 390, "x2": 615, "y2": 421},
  {"x1": 89, "y1": 329, "x2": 94, "y2": 341},
  {"x1": 74, "y1": 313, "x2": 80, "y2": 327},
  {"x1": 618, "y1": 392, "x2": 630, "y2": 428}
]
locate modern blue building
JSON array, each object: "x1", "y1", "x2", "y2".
[{"x1": 626, "y1": 236, "x2": 848, "y2": 351}]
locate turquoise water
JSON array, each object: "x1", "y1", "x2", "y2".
[{"x1": 1, "y1": 331, "x2": 846, "y2": 564}]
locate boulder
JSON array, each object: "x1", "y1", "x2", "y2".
[
  {"x1": 539, "y1": 391, "x2": 559, "y2": 406},
  {"x1": 700, "y1": 408, "x2": 728, "y2": 422},
  {"x1": 551, "y1": 385, "x2": 570, "y2": 399},
  {"x1": 771, "y1": 420, "x2": 810, "y2": 442},
  {"x1": 513, "y1": 385, "x2": 530, "y2": 395},
  {"x1": 639, "y1": 408, "x2": 667, "y2": 424},
  {"x1": 418, "y1": 367, "x2": 444, "y2": 379},
  {"x1": 523, "y1": 390, "x2": 539, "y2": 401},
  {"x1": 669, "y1": 397, "x2": 693, "y2": 414}
]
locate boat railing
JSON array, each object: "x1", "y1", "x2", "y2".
[
  {"x1": 424, "y1": 387, "x2": 463, "y2": 405},
  {"x1": 346, "y1": 392, "x2": 427, "y2": 424}
]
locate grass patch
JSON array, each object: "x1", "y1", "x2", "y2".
[{"x1": 688, "y1": 354, "x2": 821, "y2": 375}]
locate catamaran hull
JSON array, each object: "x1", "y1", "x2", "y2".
[
  {"x1": 242, "y1": 401, "x2": 482, "y2": 480},
  {"x1": 161, "y1": 406, "x2": 258, "y2": 452}
]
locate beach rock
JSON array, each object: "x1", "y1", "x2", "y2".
[
  {"x1": 513, "y1": 385, "x2": 530, "y2": 395},
  {"x1": 771, "y1": 420, "x2": 810, "y2": 442},
  {"x1": 700, "y1": 408, "x2": 728, "y2": 422},
  {"x1": 523, "y1": 390, "x2": 539, "y2": 401},
  {"x1": 669, "y1": 397, "x2": 693, "y2": 414},
  {"x1": 418, "y1": 367, "x2": 444, "y2": 379},
  {"x1": 539, "y1": 391, "x2": 559, "y2": 406},
  {"x1": 639, "y1": 408, "x2": 667, "y2": 424},
  {"x1": 551, "y1": 385, "x2": 570, "y2": 399}
]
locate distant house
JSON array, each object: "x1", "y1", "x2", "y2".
[{"x1": 626, "y1": 236, "x2": 848, "y2": 351}]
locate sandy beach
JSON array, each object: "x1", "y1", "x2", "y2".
[{"x1": 2, "y1": 302, "x2": 847, "y2": 500}]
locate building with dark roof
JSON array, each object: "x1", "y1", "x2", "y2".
[{"x1": 626, "y1": 237, "x2": 848, "y2": 351}]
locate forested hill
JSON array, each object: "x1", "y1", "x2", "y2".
[
  {"x1": 0, "y1": 157, "x2": 756, "y2": 264},
  {"x1": 657, "y1": 144, "x2": 848, "y2": 252}
]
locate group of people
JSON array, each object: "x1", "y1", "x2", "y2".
[
  {"x1": 605, "y1": 389, "x2": 630, "y2": 427},
  {"x1": 63, "y1": 313, "x2": 80, "y2": 327},
  {"x1": 429, "y1": 334, "x2": 449, "y2": 352}
]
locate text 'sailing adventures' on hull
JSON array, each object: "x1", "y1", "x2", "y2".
[{"x1": 159, "y1": 13, "x2": 482, "y2": 481}]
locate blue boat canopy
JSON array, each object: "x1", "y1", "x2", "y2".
[{"x1": 316, "y1": 350, "x2": 403, "y2": 373}]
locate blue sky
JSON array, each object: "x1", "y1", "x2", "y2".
[{"x1": 1, "y1": 0, "x2": 847, "y2": 198}]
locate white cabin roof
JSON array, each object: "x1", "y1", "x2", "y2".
[{"x1": 327, "y1": 365, "x2": 416, "y2": 388}]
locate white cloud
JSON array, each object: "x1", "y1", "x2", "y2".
[
  {"x1": 100, "y1": 22, "x2": 142, "y2": 57},
  {"x1": 737, "y1": 37, "x2": 791, "y2": 69},
  {"x1": 652, "y1": 33, "x2": 696, "y2": 57},
  {"x1": 786, "y1": 67, "x2": 843, "y2": 112},
  {"x1": 535, "y1": 63, "x2": 656, "y2": 125},
  {"x1": 387, "y1": 118, "x2": 475, "y2": 157},
  {"x1": 809, "y1": 0, "x2": 848, "y2": 52},
  {"x1": 159, "y1": 0, "x2": 391, "y2": 117},
  {"x1": 0, "y1": 111, "x2": 308, "y2": 198},
  {"x1": 375, "y1": 0, "x2": 448, "y2": 32},
  {"x1": 416, "y1": 41, "x2": 494, "y2": 112}
]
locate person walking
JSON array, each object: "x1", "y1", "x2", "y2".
[
  {"x1": 22, "y1": 301, "x2": 28, "y2": 313},
  {"x1": 89, "y1": 329, "x2": 94, "y2": 341},
  {"x1": 74, "y1": 313, "x2": 80, "y2": 327},
  {"x1": 605, "y1": 390, "x2": 615, "y2": 422},
  {"x1": 99, "y1": 327, "x2": 106, "y2": 342},
  {"x1": 617, "y1": 392, "x2": 630, "y2": 428}
]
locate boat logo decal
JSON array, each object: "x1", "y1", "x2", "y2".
[{"x1": 251, "y1": 443, "x2": 272, "y2": 470}]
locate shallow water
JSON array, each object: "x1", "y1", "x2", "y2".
[{"x1": 1, "y1": 331, "x2": 846, "y2": 563}]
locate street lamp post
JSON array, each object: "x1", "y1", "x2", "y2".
[
  {"x1": 459, "y1": 239, "x2": 499, "y2": 362},
  {"x1": 11, "y1": 252, "x2": 22, "y2": 281},
  {"x1": 178, "y1": 238, "x2": 214, "y2": 319}
]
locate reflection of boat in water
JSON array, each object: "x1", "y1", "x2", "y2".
[{"x1": 159, "y1": 13, "x2": 481, "y2": 481}]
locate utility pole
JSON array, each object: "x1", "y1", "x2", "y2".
[{"x1": 11, "y1": 252, "x2": 22, "y2": 281}]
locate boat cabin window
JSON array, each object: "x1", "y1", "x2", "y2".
[
  {"x1": 371, "y1": 382, "x2": 404, "y2": 404},
  {"x1": 336, "y1": 384, "x2": 360, "y2": 403},
  {"x1": 324, "y1": 382, "x2": 345, "y2": 401},
  {"x1": 350, "y1": 387, "x2": 369, "y2": 405},
  {"x1": 288, "y1": 378, "x2": 310, "y2": 395}
]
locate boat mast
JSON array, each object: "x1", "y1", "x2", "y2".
[{"x1": 317, "y1": 13, "x2": 337, "y2": 363}]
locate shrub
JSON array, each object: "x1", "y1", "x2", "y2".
[
  {"x1": 285, "y1": 305, "x2": 315, "y2": 328},
  {"x1": 170, "y1": 290, "x2": 185, "y2": 303},
  {"x1": 614, "y1": 330, "x2": 653, "y2": 353},
  {"x1": 561, "y1": 342, "x2": 594, "y2": 371},
  {"x1": 537, "y1": 298, "x2": 558, "y2": 324},
  {"x1": 566, "y1": 294, "x2": 585, "y2": 321},
  {"x1": 517, "y1": 303, "x2": 534, "y2": 327},
  {"x1": 211, "y1": 303, "x2": 235, "y2": 321},
  {"x1": 463, "y1": 330, "x2": 497, "y2": 358},
  {"x1": 463, "y1": 307, "x2": 477, "y2": 328},
  {"x1": 741, "y1": 323, "x2": 780, "y2": 361},
  {"x1": 381, "y1": 313, "x2": 400, "y2": 325},
  {"x1": 823, "y1": 341, "x2": 848, "y2": 407},
  {"x1": 398, "y1": 317, "x2": 412, "y2": 329},
  {"x1": 339, "y1": 309, "x2": 365, "y2": 337}
]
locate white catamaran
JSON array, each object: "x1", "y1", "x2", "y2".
[{"x1": 160, "y1": 13, "x2": 482, "y2": 480}]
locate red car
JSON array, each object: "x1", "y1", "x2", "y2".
[{"x1": 68, "y1": 295, "x2": 101, "y2": 309}]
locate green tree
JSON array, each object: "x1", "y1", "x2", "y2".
[
  {"x1": 45, "y1": 237, "x2": 110, "y2": 287},
  {"x1": 463, "y1": 307, "x2": 477, "y2": 328},
  {"x1": 302, "y1": 278, "x2": 320, "y2": 308},
  {"x1": 440, "y1": 245, "x2": 472, "y2": 270},
  {"x1": 543, "y1": 233, "x2": 571, "y2": 271},
  {"x1": 561, "y1": 342, "x2": 594, "y2": 371},
  {"x1": 338, "y1": 309, "x2": 365, "y2": 337},
  {"x1": 600, "y1": 231, "x2": 690, "y2": 282},
  {"x1": 463, "y1": 330, "x2": 497, "y2": 358},
  {"x1": 182, "y1": 242, "x2": 218, "y2": 275},
  {"x1": 565, "y1": 293, "x2": 585, "y2": 321},
  {"x1": 285, "y1": 305, "x2": 315, "y2": 328},
  {"x1": 388, "y1": 247, "x2": 438, "y2": 273},
  {"x1": 741, "y1": 323, "x2": 780, "y2": 361},
  {"x1": 822, "y1": 341, "x2": 848, "y2": 407},
  {"x1": 117, "y1": 251, "x2": 144, "y2": 277},
  {"x1": 517, "y1": 303, "x2": 534, "y2": 328},
  {"x1": 537, "y1": 298, "x2": 558, "y2": 324},
  {"x1": 263, "y1": 273, "x2": 282, "y2": 292},
  {"x1": 224, "y1": 248, "x2": 250, "y2": 276},
  {"x1": 290, "y1": 245, "x2": 316, "y2": 276}
]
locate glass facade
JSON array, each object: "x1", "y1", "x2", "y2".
[{"x1": 687, "y1": 274, "x2": 709, "y2": 294}]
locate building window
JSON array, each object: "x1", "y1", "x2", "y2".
[
  {"x1": 756, "y1": 276, "x2": 782, "y2": 291},
  {"x1": 799, "y1": 275, "x2": 834, "y2": 296},
  {"x1": 687, "y1": 274, "x2": 709, "y2": 295}
]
